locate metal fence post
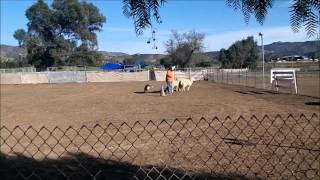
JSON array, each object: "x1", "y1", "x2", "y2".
[
  {"x1": 239, "y1": 69, "x2": 241, "y2": 85},
  {"x1": 246, "y1": 70, "x2": 248, "y2": 87},
  {"x1": 254, "y1": 70, "x2": 257, "y2": 88},
  {"x1": 227, "y1": 71, "x2": 229, "y2": 84},
  {"x1": 231, "y1": 71, "x2": 233, "y2": 84},
  {"x1": 222, "y1": 70, "x2": 224, "y2": 83},
  {"x1": 217, "y1": 70, "x2": 219, "y2": 83}
]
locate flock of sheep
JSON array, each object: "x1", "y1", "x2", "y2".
[
  {"x1": 144, "y1": 78, "x2": 194, "y2": 96},
  {"x1": 172, "y1": 78, "x2": 194, "y2": 92}
]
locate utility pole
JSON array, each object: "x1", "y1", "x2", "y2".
[
  {"x1": 259, "y1": 32, "x2": 265, "y2": 88},
  {"x1": 318, "y1": 11, "x2": 320, "y2": 40}
]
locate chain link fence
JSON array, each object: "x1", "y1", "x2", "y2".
[
  {"x1": 206, "y1": 67, "x2": 320, "y2": 97},
  {"x1": 0, "y1": 67, "x2": 36, "y2": 73},
  {"x1": 1, "y1": 114, "x2": 319, "y2": 180}
]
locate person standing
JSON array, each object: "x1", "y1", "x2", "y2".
[{"x1": 165, "y1": 66, "x2": 175, "y2": 94}]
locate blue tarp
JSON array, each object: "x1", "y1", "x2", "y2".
[{"x1": 100, "y1": 63, "x2": 124, "y2": 70}]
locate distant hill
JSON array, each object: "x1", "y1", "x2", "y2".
[
  {"x1": 204, "y1": 51, "x2": 219, "y2": 59},
  {"x1": 0, "y1": 44, "x2": 166, "y2": 65},
  {"x1": 129, "y1": 54, "x2": 166, "y2": 64},
  {"x1": 97, "y1": 51, "x2": 166, "y2": 64},
  {"x1": 261, "y1": 40, "x2": 320, "y2": 58},
  {"x1": 205, "y1": 40, "x2": 320, "y2": 60},
  {"x1": 0, "y1": 45, "x2": 131, "y2": 60},
  {"x1": 0, "y1": 45, "x2": 27, "y2": 60},
  {"x1": 98, "y1": 51, "x2": 129, "y2": 58},
  {"x1": 2, "y1": 40, "x2": 319, "y2": 63}
]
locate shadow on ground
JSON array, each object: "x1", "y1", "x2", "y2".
[
  {"x1": 0, "y1": 153, "x2": 262, "y2": 180},
  {"x1": 305, "y1": 101, "x2": 320, "y2": 106},
  {"x1": 134, "y1": 90, "x2": 161, "y2": 94},
  {"x1": 234, "y1": 90, "x2": 279, "y2": 95}
]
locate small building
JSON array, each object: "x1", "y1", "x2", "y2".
[{"x1": 279, "y1": 55, "x2": 308, "y2": 62}]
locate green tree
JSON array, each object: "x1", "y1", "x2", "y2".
[
  {"x1": 14, "y1": 0, "x2": 106, "y2": 69},
  {"x1": 165, "y1": 30, "x2": 205, "y2": 68},
  {"x1": 13, "y1": 29, "x2": 27, "y2": 47},
  {"x1": 51, "y1": 0, "x2": 106, "y2": 47},
  {"x1": 309, "y1": 51, "x2": 320, "y2": 60},
  {"x1": 218, "y1": 36, "x2": 258, "y2": 69},
  {"x1": 159, "y1": 57, "x2": 173, "y2": 68},
  {"x1": 123, "y1": 57, "x2": 136, "y2": 65},
  {"x1": 218, "y1": 48, "x2": 230, "y2": 68},
  {"x1": 195, "y1": 60, "x2": 212, "y2": 67},
  {"x1": 1, "y1": 58, "x2": 20, "y2": 68},
  {"x1": 67, "y1": 45, "x2": 104, "y2": 66}
]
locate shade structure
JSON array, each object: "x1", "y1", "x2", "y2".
[{"x1": 100, "y1": 63, "x2": 124, "y2": 70}]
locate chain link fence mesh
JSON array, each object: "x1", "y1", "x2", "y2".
[
  {"x1": 1, "y1": 114, "x2": 319, "y2": 179},
  {"x1": 206, "y1": 66, "x2": 320, "y2": 97}
]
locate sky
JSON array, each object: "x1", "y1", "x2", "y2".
[{"x1": 0, "y1": 0, "x2": 315, "y2": 54}]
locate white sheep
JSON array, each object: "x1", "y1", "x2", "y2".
[
  {"x1": 178, "y1": 78, "x2": 194, "y2": 92},
  {"x1": 172, "y1": 80, "x2": 180, "y2": 92}
]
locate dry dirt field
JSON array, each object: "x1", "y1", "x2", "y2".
[
  {"x1": 1, "y1": 81, "x2": 319, "y2": 179},
  {"x1": 1, "y1": 81, "x2": 319, "y2": 128}
]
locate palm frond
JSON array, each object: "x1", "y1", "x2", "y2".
[
  {"x1": 226, "y1": 0, "x2": 273, "y2": 25},
  {"x1": 252, "y1": 0, "x2": 273, "y2": 24},
  {"x1": 242, "y1": 0, "x2": 253, "y2": 24},
  {"x1": 122, "y1": 0, "x2": 166, "y2": 35},
  {"x1": 123, "y1": 0, "x2": 319, "y2": 38},
  {"x1": 226, "y1": 0, "x2": 241, "y2": 10},
  {"x1": 290, "y1": 0, "x2": 319, "y2": 38},
  {"x1": 304, "y1": 9, "x2": 318, "y2": 38}
]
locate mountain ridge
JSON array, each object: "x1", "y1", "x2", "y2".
[{"x1": 1, "y1": 40, "x2": 319, "y2": 63}]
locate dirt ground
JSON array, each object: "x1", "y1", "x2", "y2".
[
  {"x1": 1, "y1": 81, "x2": 319, "y2": 128},
  {"x1": 1, "y1": 81, "x2": 319, "y2": 179}
]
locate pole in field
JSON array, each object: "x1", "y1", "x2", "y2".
[{"x1": 259, "y1": 32, "x2": 265, "y2": 89}]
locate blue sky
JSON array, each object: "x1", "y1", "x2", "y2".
[{"x1": 0, "y1": 0, "x2": 313, "y2": 54}]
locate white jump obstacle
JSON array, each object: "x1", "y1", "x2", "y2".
[{"x1": 270, "y1": 68, "x2": 299, "y2": 94}]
